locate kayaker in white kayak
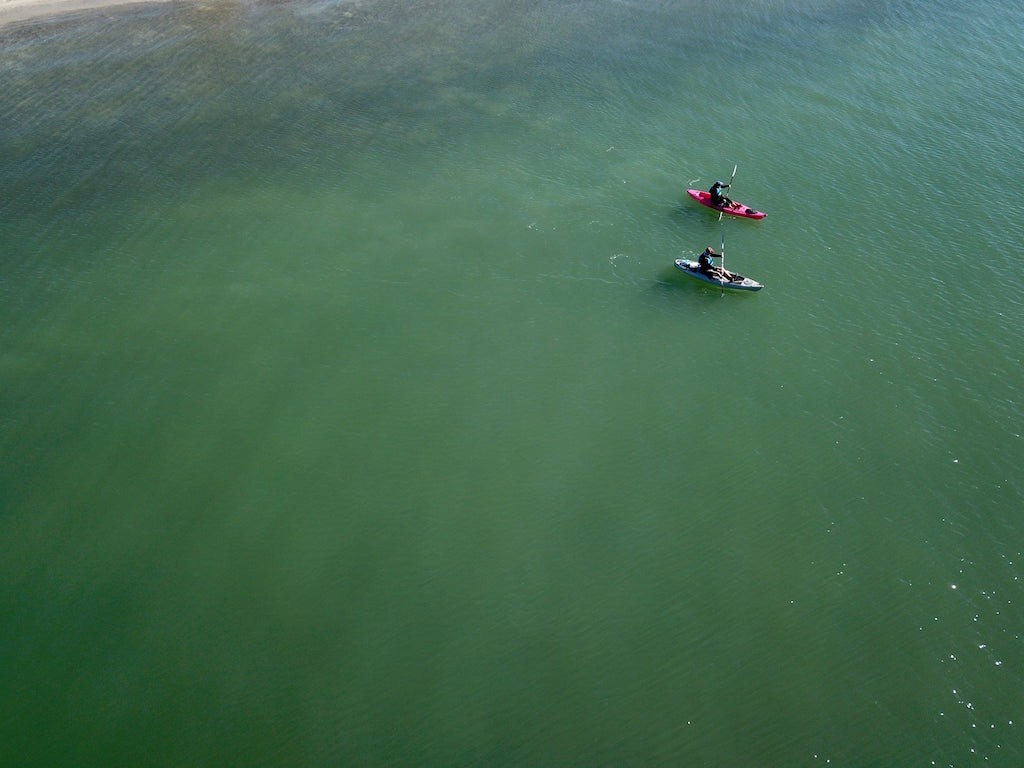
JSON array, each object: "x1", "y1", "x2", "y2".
[
  {"x1": 698, "y1": 246, "x2": 735, "y2": 281},
  {"x1": 708, "y1": 180, "x2": 735, "y2": 208}
]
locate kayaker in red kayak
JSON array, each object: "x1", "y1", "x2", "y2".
[{"x1": 708, "y1": 180, "x2": 735, "y2": 209}]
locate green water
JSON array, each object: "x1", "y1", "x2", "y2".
[{"x1": 2, "y1": 0, "x2": 1022, "y2": 764}]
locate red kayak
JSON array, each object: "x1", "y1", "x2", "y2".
[{"x1": 687, "y1": 189, "x2": 766, "y2": 220}]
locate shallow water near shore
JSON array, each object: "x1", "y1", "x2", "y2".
[{"x1": 2, "y1": 0, "x2": 1023, "y2": 764}]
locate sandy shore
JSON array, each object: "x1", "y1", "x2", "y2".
[{"x1": 0, "y1": 0, "x2": 168, "y2": 26}]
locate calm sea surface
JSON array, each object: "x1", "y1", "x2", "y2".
[{"x1": 2, "y1": 0, "x2": 1022, "y2": 764}]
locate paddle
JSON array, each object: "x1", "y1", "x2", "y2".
[
  {"x1": 720, "y1": 231, "x2": 727, "y2": 291},
  {"x1": 718, "y1": 163, "x2": 738, "y2": 222}
]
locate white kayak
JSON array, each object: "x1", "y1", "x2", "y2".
[{"x1": 674, "y1": 259, "x2": 763, "y2": 292}]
